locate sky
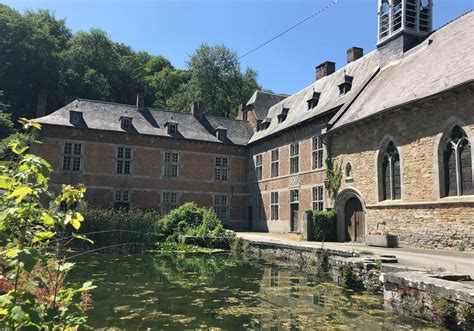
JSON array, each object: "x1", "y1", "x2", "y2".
[{"x1": 3, "y1": 0, "x2": 473, "y2": 95}]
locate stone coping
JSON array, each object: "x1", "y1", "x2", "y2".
[{"x1": 381, "y1": 271, "x2": 474, "y2": 304}]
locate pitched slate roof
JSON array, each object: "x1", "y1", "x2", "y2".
[
  {"x1": 248, "y1": 51, "x2": 380, "y2": 144},
  {"x1": 36, "y1": 99, "x2": 254, "y2": 146},
  {"x1": 329, "y1": 10, "x2": 474, "y2": 131},
  {"x1": 245, "y1": 91, "x2": 287, "y2": 120}
]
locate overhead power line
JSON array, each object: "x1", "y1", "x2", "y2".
[{"x1": 238, "y1": 0, "x2": 339, "y2": 60}]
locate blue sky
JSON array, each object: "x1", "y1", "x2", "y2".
[{"x1": 4, "y1": 0, "x2": 473, "y2": 94}]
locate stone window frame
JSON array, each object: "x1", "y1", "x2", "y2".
[
  {"x1": 163, "y1": 151, "x2": 180, "y2": 178},
  {"x1": 62, "y1": 141, "x2": 83, "y2": 172},
  {"x1": 381, "y1": 141, "x2": 401, "y2": 200},
  {"x1": 312, "y1": 185, "x2": 324, "y2": 211},
  {"x1": 215, "y1": 156, "x2": 230, "y2": 181},
  {"x1": 270, "y1": 192, "x2": 279, "y2": 221},
  {"x1": 290, "y1": 189, "x2": 299, "y2": 203},
  {"x1": 255, "y1": 154, "x2": 263, "y2": 181},
  {"x1": 116, "y1": 146, "x2": 133, "y2": 175},
  {"x1": 312, "y1": 135, "x2": 324, "y2": 170},
  {"x1": 375, "y1": 136, "x2": 404, "y2": 202},
  {"x1": 289, "y1": 142, "x2": 300, "y2": 174},
  {"x1": 271, "y1": 148, "x2": 279, "y2": 178},
  {"x1": 435, "y1": 117, "x2": 474, "y2": 199},
  {"x1": 214, "y1": 194, "x2": 230, "y2": 222},
  {"x1": 162, "y1": 191, "x2": 180, "y2": 214}
]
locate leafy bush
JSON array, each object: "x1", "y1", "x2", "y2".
[
  {"x1": 311, "y1": 210, "x2": 337, "y2": 242},
  {"x1": 77, "y1": 202, "x2": 234, "y2": 250},
  {"x1": 159, "y1": 202, "x2": 232, "y2": 241}
]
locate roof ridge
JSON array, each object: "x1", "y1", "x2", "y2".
[
  {"x1": 205, "y1": 114, "x2": 248, "y2": 123},
  {"x1": 256, "y1": 90, "x2": 288, "y2": 98}
]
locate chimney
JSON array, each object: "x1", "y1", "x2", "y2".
[
  {"x1": 347, "y1": 47, "x2": 364, "y2": 63},
  {"x1": 136, "y1": 94, "x2": 145, "y2": 109},
  {"x1": 36, "y1": 94, "x2": 47, "y2": 118},
  {"x1": 315, "y1": 61, "x2": 336, "y2": 80},
  {"x1": 191, "y1": 101, "x2": 204, "y2": 121}
]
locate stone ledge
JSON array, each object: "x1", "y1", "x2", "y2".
[{"x1": 381, "y1": 271, "x2": 474, "y2": 304}]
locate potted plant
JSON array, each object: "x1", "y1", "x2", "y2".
[{"x1": 365, "y1": 229, "x2": 398, "y2": 248}]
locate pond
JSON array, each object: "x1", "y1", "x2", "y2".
[{"x1": 69, "y1": 252, "x2": 439, "y2": 330}]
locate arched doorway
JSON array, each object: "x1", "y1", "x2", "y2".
[{"x1": 344, "y1": 197, "x2": 365, "y2": 242}]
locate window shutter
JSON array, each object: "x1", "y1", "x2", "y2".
[{"x1": 460, "y1": 141, "x2": 473, "y2": 195}]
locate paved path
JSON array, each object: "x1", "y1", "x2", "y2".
[{"x1": 237, "y1": 232, "x2": 474, "y2": 278}]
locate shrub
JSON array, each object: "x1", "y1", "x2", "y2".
[
  {"x1": 77, "y1": 208, "x2": 163, "y2": 250},
  {"x1": 311, "y1": 210, "x2": 337, "y2": 242}
]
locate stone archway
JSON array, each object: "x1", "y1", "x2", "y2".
[{"x1": 335, "y1": 189, "x2": 367, "y2": 242}]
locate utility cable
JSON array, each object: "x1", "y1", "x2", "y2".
[{"x1": 238, "y1": 0, "x2": 339, "y2": 60}]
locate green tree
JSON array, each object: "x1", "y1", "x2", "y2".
[
  {"x1": 0, "y1": 119, "x2": 94, "y2": 328},
  {"x1": 0, "y1": 5, "x2": 71, "y2": 119},
  {"x1": 178, "y1": 44, "x2": 260, "y2": 117}
]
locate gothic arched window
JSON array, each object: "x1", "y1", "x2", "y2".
[
  {"x1": 381, "y1": 142, "x2": 401, "y2": 200},
  {"x1": 443, "y1": 126, "x2": 473, "y2": 197}
]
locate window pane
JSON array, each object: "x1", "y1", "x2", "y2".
[
  {"x1": 460, "y1": 140, "x2": 473, "y2": 195},
  {"x1": 124, "y1": 148, "x2": 131, "y2": 159},
  {"x1": 118, "y1": 147, "x2": 124, "y2": 159},
  {"x1": 117, "y1": 160, "x2": 123, "y2": 174},
  {"x1": 72, "y1": 157, "x2": 81, "y2": 171},
  {"x1": 73, "y1": 144, "x2": 82, "y2": 155},
  {"x1": 64, "y1": 143, "x2": 72, "y2": 155},
  {"x1": 63, "y1": 156, "x2": 71, "y2": 171}
]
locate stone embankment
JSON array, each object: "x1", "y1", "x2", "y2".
[{"x1": 243, "y1": 238, "x2": 474, "y2": 330}]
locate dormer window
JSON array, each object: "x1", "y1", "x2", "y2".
[
  {"x1": 215, "y1": 125, "x2": 228, "y2": 141},
  {"x1": 339, "y1": 75, "x2": 353, "y2": 95},
  {"x1": 260, "y1": 118, "x2": 271, "y2": 130},
  {"x1": 166, "y1": 122, "x2": 178, "y2": 135},
  {"x1": 120, "y1": 117, "x2": 133, "y2": 130},
  {"x1": 69, "y1": 110, "x2": 84, "y2": 126},
  {"x1": 277, "y1": 107, "x2": 289, "y2": 123},
  {"x1": 307, "y1": 91, "x2": 320, "y2": 110}
]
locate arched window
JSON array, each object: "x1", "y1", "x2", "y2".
[
  {"x1": 443, "y1": 126, "x2": 473, "y2": 197},
  {"x1": 381, "y1": 142, "x2": 401, "y2": 200}
]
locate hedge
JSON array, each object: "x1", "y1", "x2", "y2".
[{"x1": 311, "y1": 210, "x2": 337, "y2": 242}]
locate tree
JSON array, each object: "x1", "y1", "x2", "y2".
[
  {"x1": 0, "y1": 91, "x2": 14, "y2": 139},
  {"x1": 181, "y1": 44, "x2": 261, "y2": 117},
  {"x1": 0, "y1": 5, "x2": 71, "y2": 119}
]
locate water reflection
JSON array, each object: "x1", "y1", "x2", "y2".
[{"x1": 68, "y1": 253, "x2": 438, "y2": 330}]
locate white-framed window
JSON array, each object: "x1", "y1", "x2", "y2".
[
  {"x1": 116, "y1": 146, "x2": 132, "y2": 175},
  {"x1": 114, "y1": 189, "x2": 130, "y2": 210},
  {"x1": 162, "y1": 192, "x2": 180, "y2": 214},
  {"x1": 214, "y1": 194, "x2": 229, "y2": 222},
  {"x1": 290, "y1": 189, "x2": 299, "y2": 203},
  {"x1": 312, "y1": 136, "x2": 324, "y2": 170},
  {"x1": 167, "y1": 123, "x2": 178, "y2": 135},
  {"x1": 62, "y1": 142, "x2": 82, "y2": 172},
  {"x1": 271, "y1": 192, "x2": 279, "y2": 220},
  {"x1": 215, "y1": 157, "x2": 229, "y2": 181},
  {"x1": 271, "y1": 149, "x2": 279, "y2": 178},
  {"x1": 290, "y1": 143, "x2": 299, "y2": 174},
  {"x1": 256, "y1": 194, "x2": 263, "y2": 221},
  {"x1": 255, "y1": 154, "x2": 263, "y2": 180},
  {"x1": 312, "y1": 186, "x2": 324, "y2": 211},
  {"x1": 163, "y1": 151, "x2": 179, "y2": 178}
]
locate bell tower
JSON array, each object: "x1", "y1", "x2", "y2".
[{"x1": 377, "y1": 0, "x2": 433, "y2": 50}]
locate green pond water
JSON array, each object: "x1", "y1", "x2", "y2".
[{"x1": 69, "y1": 252, "x2": 439, "y2": 330}]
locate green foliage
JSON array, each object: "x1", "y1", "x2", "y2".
[
  {"x1": 154, "y1": 242, "x2": 218, "y2": 253},
  {"x1": 78, "y1": 208, "x2": 163, "y2": 250},
  {"x1": 325, "y1": 156, "x2": 343, "y2": 200},
  {"x1": 180, "y1": 43, "x2": 261, "y2": 117},
  {"x1": 0, "y1": 119, "x2": 94, "y2": 328},
  {"x1": 0, "y1": 4, "x2": 265, "y2": 121},
  {"x1": 455, "y1": 302, "x2": 473, "y2": 328},
  {"x1": 311, "y1": 210, "x2": 337, "y2": 242},
  {"x1": 433, "y1": 296, "x2": 455, "y2": 326},
  {"x1": 159, "y1": 202, "x2": 232, "y2": 242}
]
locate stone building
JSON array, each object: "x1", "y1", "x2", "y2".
[{"x1": 33, "y1": 1, "x2": 474, "y2": 249}]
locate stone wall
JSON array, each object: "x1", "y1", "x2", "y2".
[{"x1": 329, "y1": 85, "x2": 474, "y2": 249}]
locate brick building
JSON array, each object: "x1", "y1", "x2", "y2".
[{"x1": 33, "y1": 1, "x2": 474, "y2": 248}]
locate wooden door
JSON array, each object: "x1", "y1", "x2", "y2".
[
  {"x1": 344, "y1": 198, "x2": 364, "y2": 242},
  {"x1": 290, "y1": 204, "x2": 299, "y2": 232}
]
